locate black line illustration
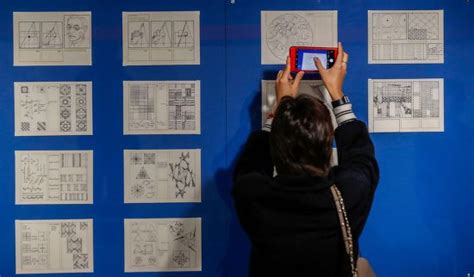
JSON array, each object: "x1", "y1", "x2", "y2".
[
  {"x1": 125, "y1": 150, "x2": 200, "y2": 203},
  {"x1": 65, "y1": 16, "x2": 90, "y2": 48},
  {"x1": 129, "y1": 21, "x2": 149, "y2": 48},
  {"x1": 127, "y1": 82, "x2": 198, "y2": 133},
  {"x1": 16, "y1": 82, "x2": 92, "y2": 136},
  {"x1": 169, "y1": 152, "x2": 196, "y2": 199},
  {"x1": 408, "y1": 13, "x2": 439, "y2": 40},
  {"x1": 124, "y1": 12, "x2": 199, "y2": 65},
  {"x1": 16, "y1": 220, "x2": 93, "y2": 274},
  {"x1": 125, "y1": 218, "x2": 200, "y2": 272},
  {"x1": 41, "y1": 22, "x2": 63, "y2": 48},
  {"x1": 369, "y1": 79, "x2": 444, "y2": 132},
  {"x1": 369, "y1": 11, "x2": 444, "y2": 63},
  {"x1": 151, "y1": 21, "x2": 172, "y2": 48},
  {"x1": 15, "y1": 12, "x2": 92, "y2": 65},
  {"x1": 19, "y1": 22, "x2": 41, "y2": 49},
  {"x1": 266, "y1": 13, "x2": 313, "y2": 60},
  {"x1": 16, "y1": 151, "x2": 91, "y2": 204},
  {"x1": 75, "y1": 85, "x2": 87, "y2": 132},
  {"x1": 173, "y1": 21, "x2": 194, "y2": 48}
]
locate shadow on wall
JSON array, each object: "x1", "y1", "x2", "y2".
[{"x1": 213, "y1": 83, "x2": 264, "y2": 277}]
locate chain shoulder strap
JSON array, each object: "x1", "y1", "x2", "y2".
[{"x1": 330, "y1": 184, "x2": 358, "y2": 277}]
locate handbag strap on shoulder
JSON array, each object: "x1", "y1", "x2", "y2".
[{"x1": 330, "y1": 184, "x2": 358, "y2": 277}]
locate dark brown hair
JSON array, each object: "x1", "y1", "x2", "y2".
[{"x1": 270, "y1": 94, "x2": 334, "y2": 176}]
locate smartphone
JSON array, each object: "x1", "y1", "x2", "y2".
[{"x1": 289, "y1": 46, "x2": 338, "y2": 72}]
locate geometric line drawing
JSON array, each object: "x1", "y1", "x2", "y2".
[
  {"x1": 15, "y1": 82, "x2": 93, "y2": 136},
  {"x1": 151, "y1": 21, "x2": 172, "y2": 48},
  {"x1": 41, "y1": 22, "x2": 63, "y2": 48},
  {"x1": 368, "y1": 10, "x2": 444, "y2": 64},
  {"x1": 124, "y1": 81, "x2": 200, "y2": 135},
  {"x1": 136, "y1": 167, "x2": 151, "y2": 180},
  {"x1": 60, "y1": 85, "x2": 72, "y2": 132},
  {"x1": 169, "y1": 152, "x2": 196, "y2": 198},
  {"x1": 261, "y1": 11, "x2": 337, "y2": 64},
  {"x1": 124, "y1": 149, "x2": 201, "y2": 203},
  {"x1": 408, "y1": 13, "x2": 439, "y2": 40},
  {"x1": 124, "y1": 218, "x2": 201, "y2": 272},
  {"x1": 15, "y1": 219, "x2": 94, "y2": 274},
  {"x1": 15, "y1": 150, "x2": 93, "y2": 205},
  {"x1": 75, "y1": 84, "x2": 87, "y2": 132},
  {"x1": 123, "y1": 11, "x2": 200, "y2": 65},
  {"x1": 14, "y1": 12, "x2": 92, "y2": 66},
  {"x1": 266, "y1": 13, "x2": 313, "y2": 60},
  {"x1": 129, "y1": 21, "x2": 149, "y2": 48},
  {"x1": 19, "y1": 22, "x2": 41, "y2": 49},
  {"x1": 173, "y1": 21, "x2": 194, "y2": 48},
  {"x1": 372, "y1": 13, "x2": 407, "y2": 40},
  {"x1": 368, "y1": 78, "x2": 444, "y2": 133}
]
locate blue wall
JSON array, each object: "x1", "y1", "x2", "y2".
[{"x1": 0, "y1": 0, "x2": 472, "y2": 276}]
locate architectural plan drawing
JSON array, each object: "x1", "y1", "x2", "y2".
[
  {"x1": 261, "y1": 11, "x2": 338, "y2": 64},
  {"x1": 123, "y1": 12, "x2": 200, "y2": 65},
  {"x1": 16, "y1": 219, "x2": 93, "y2": 274},
  {"x1": 124, "y1": 218, "x2": 201, "y2": 272},
  {"x1": 368, "y1": 79, "x2": 444, "y2": 132},
  {"x1": 15, "y1": 151, "x2": 93, "y2": 205},
  {"x1": 15, "y1": 82, "x2": 93, "y2": 136},
  {"x1": 368, "y1": 10, "x2": 444, "y2": 64},
  {"x1": 14, "y1": 12, "x2": 92, "y2": 66},
  {"x1": 123, "y1": 81, "x2": 201, "y2": 135},
  {"x1": 124, "y1": 149, "x2": 201, "y2": 203},
  {"x1": 261, "y1": 80, "x2": 336, "y2": 128}
]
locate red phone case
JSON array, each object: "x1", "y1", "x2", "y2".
[{"x1": 289, "y1": 46, "x2": 338, "y2": 72}]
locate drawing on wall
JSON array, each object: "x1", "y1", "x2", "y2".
[
  {"x1": 124, "y1": 218, "x2": 201, "y2": 272},
  {"x1": 368, "y1": 10, "x2": 444, "y2": 64},
  {"x1": 123, "y1": 12, "x2": 200, "y2": 65},
  {"x1": 65, "y1": 15, "x2": 90, "y2": 48},
  {"x1": 123, "y1": 81, "x2": 201, "y2": 135},
  {"x1": 261, "y1": 80, "x2": 336, "y2": 128},
  {"x1": 16, "y1": 219, "x2": 93, "y2": 274},
  {"x1": 261, "y1": 11, "x2": 337, "y2": 64},
  {"x1": 15, "y1": 151, "x2": 93, "y2": 205},
  {"x1": 368, "y1": 79, "x2": 444, "y2": 132},
  {"x1": 129, "y1": 21, "x2": 149, "y2": 48},
  {"x1": 14, "y1": 12, "x2": 92, "y2": 65},
  {"x1": 14, "y1": 82, "x2": 93, "y2": 136},
  {"x1": 124, "y1": 149, "x2": 201, "y2": 203}
]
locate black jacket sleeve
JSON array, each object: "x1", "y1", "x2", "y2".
[
  {"x1": 233, "y1": 130, "x2": 274, "y2": 182},
  {"x1": 332, "y1": 120, "x2": 379, "y2": 205},
  {"x1": 330, "y1": 120, "x2": 380, "y2": 239}
]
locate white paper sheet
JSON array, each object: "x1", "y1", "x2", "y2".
[
  {"x1": 124, "y1": 149, "x2": 201, "y2": 203},
  {"x1": 14, "y1": 82, "x2": 93, "y2": 136},
  {"x1": 368, "y1": 10, "x2": 444, "y2": 64},
  {"x1": 123, "y1": 11, "x2": 200, "y2": 66},
  {"x1": 14, "y1": 12, "x2": 92, "y2": 66},
  {"x1": 16, "y1": 219, "x2": 94, "y2": 274},
  {"x1": 261, "y1": 80, "x2": 336, "y2": 128},
  {"x1": 368, "y1": 78, "x2": 444, "y2": 132},
  {"x1": 261, "y1": 11, "x2": 338, "y2": 64},
  {"x1": 123, "y1": 81, "x2": 201, "y2": 135},
  {"x1": 15, "y1": 151, "x2": 93, "y2": 205},
  {"x1": 124, "y1": 218, "x2": 202, "y2": 272}
]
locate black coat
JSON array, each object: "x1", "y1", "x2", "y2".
[{"x1": 232, "y1": 120, "x2": 379, "y2": 277}]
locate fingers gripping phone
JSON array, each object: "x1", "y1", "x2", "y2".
[{"x1": 289, "y1": 46, "x2": 338, "y2": 72}]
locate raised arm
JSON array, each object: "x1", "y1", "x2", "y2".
[
  {"x1": 234, "y1": 56, "x2": 305, "y2": 182},
  {"x1": 315, "y1": 42, "x2": 379, "y2": 204}
]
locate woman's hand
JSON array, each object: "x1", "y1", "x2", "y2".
[
  {"x1": 314, "y1": 42, "x2": 349, "y2": 101},
  {"x1": 275, "y1": 56, "x2": 304, "y2": 105}
]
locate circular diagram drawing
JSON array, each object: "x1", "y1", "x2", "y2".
[{"x1": 266, "y1": 14, "x2": 313, "y2": 60}]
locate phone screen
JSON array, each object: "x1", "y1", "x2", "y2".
[{"x1": 296, "y1": 49, "x2": 335, "y2": 71}]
